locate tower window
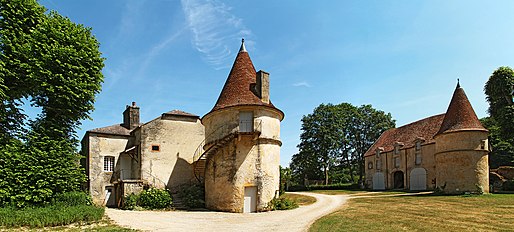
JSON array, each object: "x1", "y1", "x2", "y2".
[
  {"x1": 104, "y1": 156, "x2": 115, "y2": 172},
  {"x1": 151, "y1": 145, "x2": 160, "y2": 152},
  {"x1": 239, "y1": 111, "x2": 254, "y2": 132}
]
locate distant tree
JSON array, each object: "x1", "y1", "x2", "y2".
[
  {"x1": 482, "y1": 66, "x2": 514, "y2": 168},
  {"x1": 484, "y1": 66, "x2": 514, "y2": 141},
  {"x1": 290, "y1": 103, "x2": 394, "y2": 186},
  {"x1": 351, "y1": 105, "x2": 395, "y2": 183},
  {"x1": 480, "y1": 117, "x2": 514, "y2": 168},
  {"x1": 0, "y1": 0, "x2": 104, "y2": 206}
]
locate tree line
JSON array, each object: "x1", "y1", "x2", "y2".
[{"x1": 289, "y1": 103, "x2": 395, "y2": 186}]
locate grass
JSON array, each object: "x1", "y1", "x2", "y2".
[
  {"x1": 310, "y1": 193, "x2": 514, "y2": 232},
  {"x1": 310, "y1": 189, "x2": 406, "y2": 196},
  {"x1": 0, "y1": 216, "x2": 137, "y2": 231},
  {"x1": 282, "y1": 193, "x2": 317, "y2": 206}
]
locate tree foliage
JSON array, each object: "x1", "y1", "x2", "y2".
[
  {"x1": 0, "y1": 0, "x2": 104, "y2": 207},
  {"x1": 290, "y1": 103, "x2": 395, "y2": 185}
]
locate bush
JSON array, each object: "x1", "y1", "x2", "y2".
[
  {"x1": 52, "y1": 191, "x2": 92, "y2": 206},
  {"x1": 124, "y1": 188, "x2": 172, "y2": 210},
  {"x1": 178, "y1": 184, "x2": 205, "y2": 208},
  {"x1": 122, "y1": 193, "x2": 140, "y2": 210},
  {"x1": 269, "y1": 197, "x2": 299, "y2": 210},
  {"x1": 0, "y1": 204, "x2": 104, "y2": 228}
]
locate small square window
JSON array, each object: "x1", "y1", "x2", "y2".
[
  {"x1": 151, "y1": 145, "x2": 160, "y2": 152},
  {"x1": 104, "y1": 156, "x2": 114, "y2": 172}
]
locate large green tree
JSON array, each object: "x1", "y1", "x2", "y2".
[
  {"x1": 290, "y1": 103, "x2": 394, "y2": 185},
  {"x1": 0, "y1": 0, "x2": 104, "y2": 206},
  {"x1": 483, "y1": 66, "x2": 514, "y2": 168}
]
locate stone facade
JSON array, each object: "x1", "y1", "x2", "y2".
[
  {"x1": 202, "y1": 40, "x2": 284, "y2": 212},
  {"x1": 81, "y1": 106, "x2": 205, "y2": 207},
  {"x1": 364, "y1": 83, "x2": 489, "y2": 194},
  {"x1": 82, "y1": 40, "x2": 283, "y2": 212}
]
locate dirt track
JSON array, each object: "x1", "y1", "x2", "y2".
[{"x1": 106, "y1": 192, "x2": 348, "y2": 232}]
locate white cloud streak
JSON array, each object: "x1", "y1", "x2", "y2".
[
  {"x1": 293, "y1": 82, "x2": 311, "y2": 88},
  {"x1": 181, "y1": 0, "x2": 251, "y2": 69}
]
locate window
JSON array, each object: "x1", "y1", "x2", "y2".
[
  {"x1": 394, "y1": 157, "x2": 400, "y2": 168},
  {"x1": 376, "y1": 160, "x2": 382, "y2": 170},
  {"x1": 481, "y1": 139, "x2": 488, "y2": 150},
  {"x1": 416, "y1": 141, "x2": 421, "y2": 151},
  {"x1": 151, "y1": 145, "x2": 160, "y2": 152},
  {"x1": 104, "y1": 156, "x2": 114, "y2": 172},
  {"x1": 368, "y1": 162, "x2": 373, "y2": 169},
  {"x1": 239, "y1": 112, "x2": 254, "y2": 132}
]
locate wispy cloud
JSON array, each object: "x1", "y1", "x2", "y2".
[
  {"x1": 293, "y1": 81, "x2": 311, "y2": 88},
  {"x1": 181, "y1": 0, "x2": 251, "y2": 69},
  {"x1": 136, "y1": 28, "x2": 185, "y2": 79}
]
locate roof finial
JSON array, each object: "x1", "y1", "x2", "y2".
[
  {"x1": 457, "y1": 78, "x2": 460, "y2": 88},
  {"x1": 239, "y1": 38, "x2": 247, "y2": 53}
]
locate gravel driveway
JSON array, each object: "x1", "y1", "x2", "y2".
[{"x1": 106, "y1": 192, "x2": 348, "y2": 232}]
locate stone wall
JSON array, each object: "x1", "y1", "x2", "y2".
[
  {"x1": 435, "y1": 130, "x2": 489, "y2": 194},
  {"x1": 203, "y1": 105, "x2": 282, "y2": 212},
  {"x1": 140, "y1": 115, "x2": 205, "y2": 191},
  {"x1": 85, "y1": 134, "x2": 129, "y2": 206}
]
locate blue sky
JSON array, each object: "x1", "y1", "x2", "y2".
[{"x1": 39, "y1": 0, "x2": 514, "y2": 167}]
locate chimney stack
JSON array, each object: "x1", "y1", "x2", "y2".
[
  {"x1": 123, "y1": 102, "x2": 140, "y2": 130},
  {"x1": 256, "y1": 70, "x2": 270, "y2": 104}
]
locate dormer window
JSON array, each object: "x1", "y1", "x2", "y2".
[{"x1": 394, "y1": 142, "x2": 404, "y2": 155}]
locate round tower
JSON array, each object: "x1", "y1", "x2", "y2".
[
  {"x1": 201, "y1": 39, "x2": 284, "y2": 212},
  {"x1": 434, "y1": 82, "x2": 489, "y2": 194}
]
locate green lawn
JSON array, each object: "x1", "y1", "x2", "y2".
[
  {"x1": 283, "y1": 193, "x2": 317, "y2": 206},
  {"x1": 310, "y1": 193, "x2": 514, "y2": 232}
]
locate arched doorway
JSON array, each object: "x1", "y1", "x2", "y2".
[
  {"x1": 372, "y1": 172, "x2": 385, "y2": 190},
  {"x1": 393, "y1": 171, "x2": 404, "y2": 189},
  {"x1": 410, "y1": 168, "x2": 427, "y2": 190}
]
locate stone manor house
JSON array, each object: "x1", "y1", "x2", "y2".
[
  {"x1": 81, "y1": 40, "x2": 284, "y2": 213},
  {"x1": 364, "y1": 82, "x2": 490, "y2": 194}
]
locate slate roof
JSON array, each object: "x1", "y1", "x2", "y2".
[
  {"x1": 364, "y1": 114, "x2": 445, "y2": 157},
  {"x1": 436, "y1": 84, "x2": 487, "y2": 135},
  {"x1": 88, "y1": 124, "x2": 131, "y2": 136},
  {"x1": 163, "y1": 110, "x2": 199, "y2": 118},
  {"x1": 208, "y1": 41, "x2": 281, "y2": 114}
]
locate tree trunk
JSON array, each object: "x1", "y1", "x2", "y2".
[{"x1": 324, "y1": 165, "x2": 329, "y2": 185}]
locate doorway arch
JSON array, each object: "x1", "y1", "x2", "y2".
[{"x1": 393, "y1": 171, "x2": 404, "y2": 189}]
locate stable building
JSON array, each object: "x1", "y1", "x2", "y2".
[{"x1": 364, "y1": 82, "x2": 489, "y2": 194}]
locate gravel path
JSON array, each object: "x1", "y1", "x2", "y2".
[{"x1": 106, "y1": 192, "x2": 349, "y2": 232}]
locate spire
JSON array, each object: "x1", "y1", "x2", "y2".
[
  {"x1": 436, "y1": 83, "x2": 487, "y2": 135},
  {"x1": 239, "y1": 38, "x2": 247, "y2": 53},
  {"x1": 206, "y1": 41, "x2": 283, "y2": 118}
]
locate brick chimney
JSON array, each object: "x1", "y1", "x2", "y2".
[
  {"x1": 123, "y1": 102, "x2": 140, "y2": 130},
  {"x1": 256, "y1": 70, "x2": 270, "y2": 104}
]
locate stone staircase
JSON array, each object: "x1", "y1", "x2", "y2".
[{"x1": 192, "y1": 132, "x2": 238, "y2": 182}]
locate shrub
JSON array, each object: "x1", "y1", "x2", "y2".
[
  {"x1": 178, "y1": 184, "x2": 205, "y2": 208},
  {"x1": 52, "y1": 191, "x2": 92, "y2": 206},
  {"x1": 122, "y1": 193, "x2": 140, "y2": 210},
  {"x1": 137, "y1": 188, "x2": 172, "y2": 210},
  {"x1": 269, "y1": 196, "x2": 298, "y2": 210}
]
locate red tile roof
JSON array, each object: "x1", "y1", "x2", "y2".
[
  {"x1": 208, "y1": 44, "x2": 282, "y2": 116},
  {"x1": 436, "y1": 84, "x2": 487, "y2": 135},
  {"x1": 365, "y1": 114, "x2": 445, "y2": 157}
]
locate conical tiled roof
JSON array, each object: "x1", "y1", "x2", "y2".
[
  {"x1": 436, "y1": 83, "x2": 487, "y2": 135},
  {"x1": 208, "y1": 40, "x2": 281, "y2": 114}
]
